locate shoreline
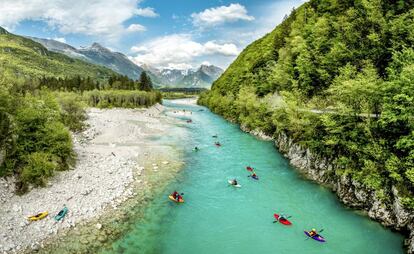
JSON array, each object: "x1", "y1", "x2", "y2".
[
  {"x1": 0, "y1": 104, "x2": 188, "y2": 254},
  {"x1": 239, "y1": 124, "x2": 412, "y2": 253}
]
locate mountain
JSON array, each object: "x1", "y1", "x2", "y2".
[
  {"x1": 199, "y1": 0, "x2": 414, "y2": 249},
  {"x1": 77, "y1": 43, "x2": 144, "y2": 79},
  {"x1": 30, "y1": 38, "x2": 144, "y2": 80},
  {"x1": 27, "y1": 36, "x2": 88, "y2": 60},
  {"x1": 142, "y1": 64, "x2": 223, "y2": 88},
  {"x1": 30, "y1": 37, "x2": 222, "y2": 86},
  {"x1": 0, "y1": 27, "x2": 115, "y2": 80}
]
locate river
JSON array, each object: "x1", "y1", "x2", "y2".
[{"x1": 103, "y1": 99, "x2": 404, "y2": 254}]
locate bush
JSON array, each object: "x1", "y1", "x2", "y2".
[
  {"x1": 21, "y1": 152, "x2": 58, "y2": 187},
  {"x1": 56, "y1": 92, "x2": 87, "y2": 131}
]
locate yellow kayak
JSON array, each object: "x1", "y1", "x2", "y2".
[
  {"x1": 28, "y1": 211, "x2": 48, "y2": 221},
  {"x1": 169, "y1": 195, "x2": 184, "y2": 203}
]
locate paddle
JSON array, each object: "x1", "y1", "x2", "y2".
[{"x1": 305, "y1": 229, "x2": 324, "y2": 240}]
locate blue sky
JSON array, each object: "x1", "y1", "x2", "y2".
[{"x1": 0, "y1": 0, "x2": 305, "y2": 69}]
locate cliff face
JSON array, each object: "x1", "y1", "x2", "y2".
[{"x1": 241, "y1": 125, "x2": 414, "y2": 253}]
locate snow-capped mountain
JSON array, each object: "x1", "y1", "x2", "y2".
[
  {"x1": 142, "y1": 64, "x2": 223, "y2": 88},
  {"x1": 28, "y1": 37, "x2": 223, "y2": 87},
  {"x1": 28, "y1": 38, "x2": 144, "y2": 80}
]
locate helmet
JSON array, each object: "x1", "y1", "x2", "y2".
[{"x1": 312, "y1": 228, "x2": 316, "y2": 231}]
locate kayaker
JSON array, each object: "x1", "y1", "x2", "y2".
[
  {"x1": 176, "y1": 194, "x2": 183, "y2": 202},
  {"x1": 252, "y1": 172, "x2": 257, "y2": 178},
  {"x1": 172, "y1": 191, "x2": 179, "y2": 199},
  {"x1": 278, "y1": 213, "x2": 287, "y2": 221},
  {"x1": 309, "y1": 228, "x2": 318, "y2": 237},
  {"x1": 194, "y1": 146, "x2": 199, "y2": 151},
  {"x1": 231, "y1": 179, "x2": 238, "y2": 185}
]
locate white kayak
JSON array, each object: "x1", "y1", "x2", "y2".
[{"x1": 228, "y1": 180, "x2": 241, "y2": 188}]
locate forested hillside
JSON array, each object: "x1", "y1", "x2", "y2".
[
  {"x1": 200, "y1": 0, "x2": 414, "y2": 208},
  {"x1": 0, "y1": 27, "x2": 115, "y2": 80}
]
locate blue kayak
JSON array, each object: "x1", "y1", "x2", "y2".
[
  {"x1": 304, "y1": 231, "x2": 326, "y2": 242},
  {"x1": 55, "y1": 207, "x2": 68, "y2": 221}
]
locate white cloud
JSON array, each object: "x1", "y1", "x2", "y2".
[
  {"x1": 53, "y1": 37, "x2": 66, "y2": 43},
  {"x1": 129, "y1": 34, "x2": 239, "y2": 69},
  {"x1": 204, "y1": 41, "x2": 239, "y2": 56},
  {"x1": 131, "y1": 46, "x2": 148, "y2": 53},
  {"x1": 126, "y1": 23, "x2": 146, "y2": 32},
  {"x1": 0, "y1": 0, "x2": 154, "y2": 40},
  {"x1": 191, "y1": 3, "x2": 254, "y2": 28},
  {"x1": 135, "y1": 7, "x2": 158, "y2": 17}
]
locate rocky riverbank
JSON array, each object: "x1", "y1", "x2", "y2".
[
  {"x1": 0, "y1": 104, "x2": 187, "y2": 254},
  {"x1": 240, "y1": 125, "x2": 414, "y2": 253}
]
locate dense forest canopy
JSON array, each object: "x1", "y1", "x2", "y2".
[{"x1": 200, "y1": 0, "x2": 414, "y2": 208}]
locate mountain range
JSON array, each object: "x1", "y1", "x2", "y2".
[
  {"x1": 0, "y1": 27, "x2": 115, "y2": 80},
  {"x1": 29, "y1": 37, "x2": 144, "y2": 80},
  {"x1": 143, "y1": 64, "x2": 223, "y2": 88},
  {"x1": 29, "y1": 37, "x2": 223, "y2": 88}
]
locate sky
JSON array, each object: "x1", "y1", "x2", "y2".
[{"x1": 0, "y1": 0, "x2": 305, "y2": 70}]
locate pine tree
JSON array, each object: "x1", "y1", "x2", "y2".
[{"x1": 139, "y1": 71, "x2": 153, "y2": 91}]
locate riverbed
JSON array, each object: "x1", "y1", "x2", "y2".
[{"x1": 101, "y1": 99, "x2": 404, "y2": 254}]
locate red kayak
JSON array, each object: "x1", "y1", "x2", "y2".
[
  {"x1": 274, "y1": 214, "x2": 292, "y2": 225},
  {"x1": 246, "y1": 166, "x2": 253, "y2": 171}
]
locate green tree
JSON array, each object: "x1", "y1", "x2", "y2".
[{"x1": 139, "y1": 71, "x2": 153, "y2": 91}]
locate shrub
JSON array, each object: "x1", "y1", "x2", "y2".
[
  {"x1": 21, "y1": 152, "x2": 58, "y2": 187},
  {"x1": 56, "y1": 92, "x2": 87, "y2": 131}
]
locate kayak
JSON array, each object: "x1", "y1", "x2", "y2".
[
  {"x1": 28, "y1": 211, "x2": 48, "y2": 221},
  {"x1": 251, "y1": 175, "x2": 259, "y2": 180},
  {"x1": 215, "y1": 143, "x2": 221, "y2": 147},
  {"x1": 246, "y1": 166, "x2": 253, "y2": 171},
  {"x1": 54, "y1": 207, "x2": 68, "y2": 221},
  {"x1": 304, "y1": 231, "x2": 326, "y2": 242},
  {"x1": 169, "y1": 195, "x2": 184, "y2": 203},
  {"x1": 273, "y1": 214, "x2": 292, "y2": 225},
  {"x1": 228, "y1": 180, "x2": 241, "y2": 188}
]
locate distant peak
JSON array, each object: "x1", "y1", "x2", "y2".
[
  {"x1": 91, "y1": 42, "x2": 104, "y2": 48},
  {"x1": 88, "y1": 42, "x2": 111, "y2": 52}
]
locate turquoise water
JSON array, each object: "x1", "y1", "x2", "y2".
[{"x1": 108, "y1": 100, "x2": 404, "y2": 254}]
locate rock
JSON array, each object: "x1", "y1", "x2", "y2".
[
  {"x1": 96, "y1": 223, "x2": 102, "y2": 230},
  {"x1": 12, "y1": 204, "x2": 22, "y2": 213},
  {"x1": 80, "y1": 239, "x2": 89, "y2": 245},
  {"x1": 73, "y1": 174, "x2": 82, "y2": 180},
  {"x1": 97, "y1": 235, "x2": 107, "y2": 243},
  {"x1": 81, "y1": 188, "x2": 93, "y2": 196}
]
